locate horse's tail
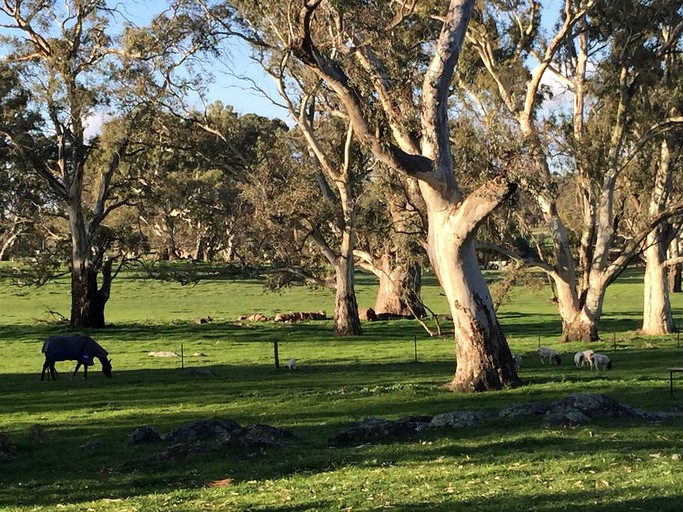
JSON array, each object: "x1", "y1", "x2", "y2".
[{"x1": 41, "y1": 339, "x2": 51, "y2": 354}]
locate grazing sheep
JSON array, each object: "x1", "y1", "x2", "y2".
[
  {"x1": 511, "y1": 352, "x2": 522, "y2": 371},
  {"x1": 590, "y1": 353, "x2": 612, "y2": 370},
  {"x1": 285, "y1": 358, "x2": 297, "y2": 370},
  {"x1": 574, "y1": 350, "x2": 594, "y2": 368},
  {"x1": 538, "y1": 346, "x2": 562, "y2": 365}
]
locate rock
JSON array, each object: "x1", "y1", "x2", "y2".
[
  {"x1": 144, "y1": 443, "x2": 210, "y2": 466},
  {"x1": 129, "y1": 426, "x2": 163, "y2": 446},
  {"x1": 138, "y1": 421, "x2": 293, "y2": 467},
  {"x1": 543, "y1": 393, "x2": 651, "y2": 426},
  {"x1": 274, "y1": 311, "x2": 327, "y2": 323},
  {"x1": 430, "y1": 410, "x2": 492, "y2": 428},
  {"x1": 499, "y1": 402, "x2": 551, "y2": 418},
  {"x1": 164, "y1": 419, "x2": 241, "y2": 445},
  {"x1": 235, "y1": 424, "x2": 295, "y2": 450},
  {"x1": 247, "y1": 313, "x2": 269, "y2": 322},
  {"x1": 328, "y1": 416, "x2": 431, "y2": 447}
]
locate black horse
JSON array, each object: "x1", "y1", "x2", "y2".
[{"x1": 41, "y1": 335, "x2": 112, "y2": 381}]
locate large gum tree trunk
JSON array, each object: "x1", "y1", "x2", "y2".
[
  {"x1": 427, "y1": 202, "x2": 520, "y2": 392},
  {"x1": 333, "y1": 186, "x2": 362, "y2": 336},
  {"x1": 563, "y1": 280, "x2": 604, "y2": 342},
  {"x1": 563, "y1": 310, "x2": 599, "y2": 342},
  {"x1": 334, "y1": 256, "x2": 362, "y2": 336},
  {"x1": 68, "y1": 200, "x2": 110, "y2": 329},
  {"x1": 70, "y1": 263, "x2": 105, "y2": 328},
  {"x1": 642, "y1": 235, "x2": 675, "y2": 334},
  {"x1": 374, "y1": 253, "x2": 425, "y2": 318},
  {"x1": 643, "y1": 137, "x2": 676, "y2": 333}
]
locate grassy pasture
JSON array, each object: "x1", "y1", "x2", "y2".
[{"x1": 1, "y1": 267, "x2": 683, "y2": 511}]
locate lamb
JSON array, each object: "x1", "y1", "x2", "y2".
[
  {"x1": 590, "y1": 353, "x2": 612, "y2": 370},
  {"x1": 574, "y1": 349, "x2": 594, "y2": 368},
  {"x1": 538, "y1": 346, "x2": 562, "y2": 365},
  {"x1": 285, "y1": 358, "x2": 297, "y2": 370},
  {"x1": 511, "y1": 352, "x2": 522, "y2": 371}
]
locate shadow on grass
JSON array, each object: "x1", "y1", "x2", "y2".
[{"x1": 2, "y1": 411, "x2": 681, "y2": 510}]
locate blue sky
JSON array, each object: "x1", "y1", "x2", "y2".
[
  {"x1": 0, "y1": 1, "x2": 287, "y2": 121},
  {"x1": 124, "y1": 1, "x2": 288, "y2": 120}
]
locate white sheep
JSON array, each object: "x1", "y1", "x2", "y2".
[
  {"x1": 574, "y1": 349, "x2": 594, "y2": 368},
  {"x1": 538, "y1": 346, "x2": 562, "y2": 365},
  {"x1": 511, "y1": 352, "x2": 522, "y2": 371},
  {"x1": 285, "y1": 358, "x2": 297, "y2": 370},
  {"x1": 590, "y1": 353, "x2": 612, "y2": 370}
]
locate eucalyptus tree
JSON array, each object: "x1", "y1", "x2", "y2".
[
  {"x1": 127, "y1": 102, "x2": 287, "y2": 263},
  {"x1": 635, "y1": 5, "x2": 683, "y2": 334},
  {"x1": 354, "y1": 169, "x2": 428, "y2": 320},
  {"x1": 235, "y1": 4, "x2": 428, "y2": 325},
  {"x1": 238, "y1": 113, "x2": 366, "y2": 336},
  {"x1": 463, "y1": 0, "x2": 683, "y2": 341},
  {"x1": 258, "y1": 50, "x2": 374, "y2": 336},
  {"x1": 0, "y1": 62, "x2": 46, "y2": 260},
  {"x1": 200, "y1": 0, "x2": 520, "y2": 391},
  {"x1": 0, "y1": 1, "x2": 217, "y2": 327}
]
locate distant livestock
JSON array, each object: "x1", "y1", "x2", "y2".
[
  {"x1": 574, "y1": 350, "x2": 595, "y2": 368},
  {"x1": 538, "y1": 346, "x2": 562, "y2": 365},
  {"x1": 286, "y1": 358, "x2": 297, "y2": 370},
  {"x1": 590, "y1": 353, "x2": 612, "y2": 370},
  {"x1": 41, "y1": 335, "x2": 112, "y2": 381}
]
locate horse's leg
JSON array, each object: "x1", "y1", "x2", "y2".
[
  {"x1": 73, "y1": 361, "x2": 82, "y2": 378},
  {"x1": 41, "y1": 360, "x2": 48, "y2": 381},
  {"x1": 49, "y1": 362, "x2": 56, "y2": 380},
  {"x1": 83, "y1": 364, "x2": 88, "y2": 379}
]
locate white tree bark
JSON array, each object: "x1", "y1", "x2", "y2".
[{"x1": 642, "y1": 138, "x2": 675, "y2": 334}]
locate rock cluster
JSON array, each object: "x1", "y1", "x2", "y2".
[
  {"x1": 129, "y1": 419, "x2": 294, "y2": 466},
  {"x1": 326, "y1": 393, "x2": 667, "y2": 446}
]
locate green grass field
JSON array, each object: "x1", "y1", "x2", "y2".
[{"x1": 1, "y1": 267, "x2": 682, "y2": 511}]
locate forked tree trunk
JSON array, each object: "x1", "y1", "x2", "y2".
[
  {"x1": 334, "y1": 257, "x2": 362, "y2": 336},
  {"x1": 426, "y1": 203, "x2": 520, "y2": 392},
  {"x1": 333, "y1": 183, "x2": 362, "y2": 336},
  {"x1": 562, "y1": 311, "x2": 599, "y2": 342},
  {"x1": 374, "y1": 254, "x2": 425, "y2": 318},
  {"x1": 562, "y1": 280, "x2": 605, "y2": 342},
  {"x1": 68, "y1": 203, "x2": 110, "y2": 329}
]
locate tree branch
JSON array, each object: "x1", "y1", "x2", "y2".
[{"x1": 452, "y1": 178, "x2": 517, "y2": 240}]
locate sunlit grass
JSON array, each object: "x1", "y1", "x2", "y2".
[{"x1": 1, "y1": 266, "x2": 682, "y2": 511}]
